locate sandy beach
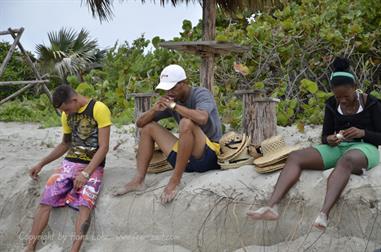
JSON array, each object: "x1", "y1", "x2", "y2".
[{"x1": 0, "y1": 122, "x2": 380, "y2": 251}]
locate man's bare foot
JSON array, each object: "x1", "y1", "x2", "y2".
[
  {"x1": 247, "y1": 206, "x2": 279, "y2": 220},
  {"x1": 160, "y1": 181, "x2": 180, "y2": 204},
  {"x1": 112, "y1": 181, "x2": 146, "y2": 197}
]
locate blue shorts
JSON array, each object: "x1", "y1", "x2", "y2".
[{"x1": 167, "y1": 138, "x2": 220, "y2": 173}]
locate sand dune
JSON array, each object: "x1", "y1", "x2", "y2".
[{"x1": 0, "y1": 122, "x2": 380, "y2": 251}]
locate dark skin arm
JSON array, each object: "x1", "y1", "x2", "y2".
[
  {"x1": 326, "y1": 127, "x2": 365, "y2": 147},
  {"x1": 29, "y1": 134, "x2": 71, "y2": 180},
  {"x1": 136, "y1": 96, "x2": 168, "y2": 128},
  {"x1": 136, "y1": 95, "x2": 209, "y2": 127},
  {"x1": 73, "y1": 126, "x2": 110, "y2": 190},
  {"x1": 172, "y1": 103, "x2": 209, "y2": 125},
  {"x1": 342, "y1": 127, "x2": 365, "y2": 140}
]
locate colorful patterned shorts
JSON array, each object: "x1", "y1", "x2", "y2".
[{"x1": 40, "y1": 159, "x2": 103, "y2": 210}]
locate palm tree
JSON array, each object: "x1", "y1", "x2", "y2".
[
  {"x1": 36, "y1": 28, "x2": 102, "y2": 81},
  {"x1": 84, "y1": 0, "x2": 282, "y2": 22}
]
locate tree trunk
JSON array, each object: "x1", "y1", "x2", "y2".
[
  {"x1": 130, "y1": 93, "x2": 156, "y2": 144},
  {"x1": 200, "y1": 0, "x2": 216, "y2": 91},
  {"x1": 237, "y1": 90, "x2": 279, "y2": 146}
]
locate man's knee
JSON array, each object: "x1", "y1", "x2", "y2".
[
  {"x1": 139, "y1": 122, "x2": 158, "y2": 135},
  {"x1": 179, "y1": 118, "x2": 195, "y2": 133}
]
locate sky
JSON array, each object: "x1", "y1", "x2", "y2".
[{"x1": 0, "y1": 0, "x2": 202, "y2": 55}]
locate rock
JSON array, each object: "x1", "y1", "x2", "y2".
[{"x1": 0, "y1": 122, "x2": 380, "y2": 251}]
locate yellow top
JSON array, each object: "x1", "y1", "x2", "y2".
[{"x1": 61, "y1": 101, "x2": 112, "y2": 134}]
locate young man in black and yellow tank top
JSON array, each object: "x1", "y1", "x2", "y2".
[{"x1": 25, "y1": 85, "x2": 111, "y2": 252}]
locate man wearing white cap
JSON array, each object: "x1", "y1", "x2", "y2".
[{"x1": 114, "y1": 64, "x2": 222, "y2": 203}]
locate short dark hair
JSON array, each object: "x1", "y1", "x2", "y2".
[
  {"x1": 330, "y1": 57, "x2": 355, "y2": 87},
  {"x1": 52, "y1": 85, "x2": 76, "y2": 108}
]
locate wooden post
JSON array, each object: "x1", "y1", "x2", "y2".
[
  {"x1": 236, "y1": 90, "x2": 279, "y2": 146},
  {"x1": 0, "y1": 28, "x2": 23, "y2": 77},
  {"x1": 201, "y1": 0, "x2": 216, "y2": 91},
  {"x1": 8, "y1": 28, "x2": 53, "y2": 103},
  {"x1": 128, "y1": 93, "x2": 156, "y2": 143},
  {"x1": 0, "y1": 80, "x2": 49, "y2": 86}
]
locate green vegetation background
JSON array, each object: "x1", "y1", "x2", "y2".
[{"x1": 1, "y1": 0, "x2": 380, "y2": 130}]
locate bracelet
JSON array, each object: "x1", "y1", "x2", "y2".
[{"x1": 81, "y1": 171, "x2": 90, "y2": 179}]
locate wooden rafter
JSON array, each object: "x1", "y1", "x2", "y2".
[{"x1": 0, "y1": 27, "x2": 53, "y2": 106}]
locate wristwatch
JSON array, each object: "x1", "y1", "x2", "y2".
[
  {"x1": 81, "y1": 171, "x2": 90, "y2": 179},
  {"x1": 169, "y1": 101, "x2": 177, "y2": 110}
]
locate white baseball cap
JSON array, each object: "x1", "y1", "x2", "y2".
[{"x1": 155, "y1": 64, "x2": 187, "y2": 90}]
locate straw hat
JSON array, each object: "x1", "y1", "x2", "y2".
[
  {"x1": 147, "y1": 163, "x2": 173, "y2": 173},
  {"x1": 149, "y1": 149, "x2": 167, "y2": 165},
  {"x1": 255, "y1": 160, "x2": 286, "y2": 174},
  {"x1": 248, "y1": 144, "x2": 262, "y2": 159},
  {"x1": 218, "y1": 146, "x2": 254, "y2": 169},
  {"x1": 253, "y1": 135, "x2": 300, "y2": 167},
  {"x1": 218, "y1": 132, "x2": 248, "y2": 161}
]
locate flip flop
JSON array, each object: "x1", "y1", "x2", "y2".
[
  {"x1": 247, "y1": 206, "x2": 279, "y2": 220},
  {"x1": 313, "y1": 212, "x2": 328, "y2": 231}
]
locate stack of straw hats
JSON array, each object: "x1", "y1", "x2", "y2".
[
  {"x1": 217, "y1": 132, "x2": 255, "y2": 169},
  {"x1": 135, "y1": 144, "x2": 173, "y2": 173},
  {"x1": 254, "y1": 135, "x2": 300, "y2": 173},
  {"x1": 147, "y1": 148, "x2": 173, "y2": 173}
]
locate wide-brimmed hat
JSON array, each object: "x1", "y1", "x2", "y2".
[
  {"x1": 218, "y1": 132, "x2": 248, "y2": 161},
  {"x1": 218, "y1": 146, "x2": 254, "y2": 169},
  {"x1": 147, "y1": 149, "x2": 173, "y2": 173},
  {"x1": 147, "y1": 163, "x2": 173, "y2": 173},
  {"x1": 248, "y1": 144, "x2": 262, "y2": 159},
  {"x1": 253, "y1": 135, "x2": 300, "y2": 167},
  {"x1": 255, "y1": 160, "x2": 286, "y2": 174},
  {"x1": 149, "y1": 149, "x2": 167, "y2": 164}
]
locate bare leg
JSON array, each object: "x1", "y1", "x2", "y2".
[
  {"x1": 314, "y1": 150, "x2": 366, "y2": 230},
  {"x1": 25, "y1": 204, "x2": 52, "y2": 251},
  {"x1": 113, "y1": 122, "x2": 177, "y2": 196},
  {"x1": 161, "y1": 118, "x2": 206, "y2": 204},
  {"x1": 71, "y1": 206, "x2": 91, "y2": 252},
  {"x1": 247, "y1": 148, "x2": 324, "y2": 220}
]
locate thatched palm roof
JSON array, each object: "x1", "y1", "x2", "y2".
[{"x1": 84, "y1": 0, "x2": 281, "y2": 21}]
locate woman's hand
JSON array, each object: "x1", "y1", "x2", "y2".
[
  {"x1": 326, "y1": 134, "x2": 342, "y2": 146},
  {"x1": 342, "y1": 127, "x2": 365, "y2": 140}
]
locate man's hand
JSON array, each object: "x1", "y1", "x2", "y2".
[
  {"x1": 74, "y1": 172, "x2": 88, "y2": 190},
  {"x1": 29, "y1": 163, "x2": 43, "y2": 180},
  {"x1": 326, "y1": 134, "x2": 342, "y2": 147},
  {"x1": 342, "y1": 127, "x2": 365, "y2": 140},
  {"x1": 153, "y1": 96, "x2": 173, "y2": 112}
]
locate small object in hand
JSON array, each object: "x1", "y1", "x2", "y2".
[
  {"x1": 169, "y1": 101, "x2": 176, "y2": 110},
  {"x1": 336, "y1": 133, "x2": 344, "y2": 140}
]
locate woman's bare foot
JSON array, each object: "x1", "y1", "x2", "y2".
[
  {"x1": 313, "y1": 212, "x2": 328, "y2": 231},
  {"x1": 112, "y1": 181, "x2": 146, "y2": 197},
  {"x1": 247, "y1": 206, "x2": 279, "y2": 220}
]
